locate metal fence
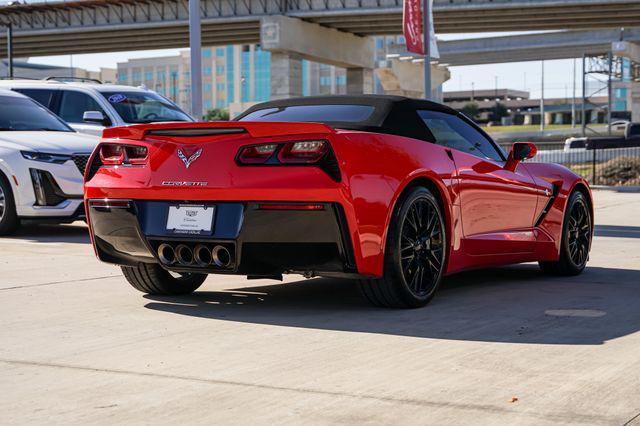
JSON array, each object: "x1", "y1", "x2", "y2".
[{"x1": 499, "y1": 141, "x2": 640, "y2": 187}]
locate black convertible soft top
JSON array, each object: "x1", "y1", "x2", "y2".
[{"x1": 235, "y1": 95, "x2": 461, "y2": 143}]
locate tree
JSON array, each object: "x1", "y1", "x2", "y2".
[
  {"x1": 461, "y1": 102, "x2": 480, "y2": 120},
  {"x1": 491, "y1": 102, "x2": 509, "y2": 122},
  {"x1": 204, "y1": 108, "x2": 230, "y2": 121}
]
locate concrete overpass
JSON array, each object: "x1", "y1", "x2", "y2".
[
  {"x1": 433, "y1": 28, "x2": 640, "y2": 66},
  {"x1": 1, "y1": 0, "x2": 640, "y2": 57}
]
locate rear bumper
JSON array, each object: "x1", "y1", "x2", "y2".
[{"x1": 87, "y1": 199, "x2": 357, "y2": 277}]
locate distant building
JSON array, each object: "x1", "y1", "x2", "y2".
[
  {"x1": 115, "y1": 36, "x2": 410, "y2": 117},
  {"x1": 116, "y1": 45, "x2": 350, "y2": 117},
  {"x1": 0, "y1": 59, "x2": 116, "y2": 83},
  {"x1": 443, "y1": 88, "x2": 612, "y2": 125}
]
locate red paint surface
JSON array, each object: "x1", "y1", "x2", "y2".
[{"x1": 85, "y1": 122, "x2": 591, "y2": 277}]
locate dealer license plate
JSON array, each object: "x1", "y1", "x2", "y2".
[{"x1": 166, "y1": 205, "x2": 215, "y2": 235}]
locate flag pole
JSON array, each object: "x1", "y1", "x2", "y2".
[{"x1": 422, "y1": 0, "x2": 431, "y2": 100}]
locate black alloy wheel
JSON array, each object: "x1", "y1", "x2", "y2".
[
  {"x1": 540, "y1": 190, "x2": 592, "y2": 276},
  {"x1": 399, "y1": 196, "x2": 445, "y2": 298},
  {"x1": 567, "y1": 196, "x2": 591, "y2": 267},
  {"x1": 359, "y1": 187, "x2": 447, "y2": 308}
]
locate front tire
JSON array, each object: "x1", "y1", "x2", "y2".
[
  {"x1": 359, "y1": 187, "x2": 447, "y2": 308},
  {"x1": 539, "y1": 190, "x2": 592, "y2": 276},
  {"x1": 121, "y1": 263, "x2": 207, "y2": 295},
  {"x1": 0, "y1": 174, "x2": 19, "y2": 236}
]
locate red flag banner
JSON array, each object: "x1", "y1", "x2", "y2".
[{"x1": 403, "y1": 0, "x2": 424, "y2": 55}]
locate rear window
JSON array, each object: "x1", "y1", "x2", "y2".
[
  {"x1": 239, "y1": 104, "x2": 375, "y2": 123},
  {"x1": 0, "y1": 96, "x2": 73, "y2": 132},
  {"x1": 101, "y1": 91, "x2": 192, "y2": 124},
  {"x1": 12, "y1": 88, "x2": 56, "y2": 108}
]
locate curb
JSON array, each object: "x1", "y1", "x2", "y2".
[{"x1": 591, "y1": 185, "x2": 640, "y2": 193}]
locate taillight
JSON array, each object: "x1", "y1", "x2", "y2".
[
  {"x1": 237, "y1": 144, "x2": 278, "y2": 164},
  {"x1": 237, "y1": 140, "x2": 329, "y2": 165},
  {"x1": 278, "y1": 140, "x2": 328, "y2": 164},
  {"x1": 99, "y1": 144, "x2": 124, "y2": 165},
  {"x1": 235, "y1": 140, "x2": 340, "y2": 182},
  {"x1": 125, "y1": 145, "x2": 149, "y2": 165},
  {"x1": 98, "y1": 144, "x2": 148, "y2": 166}
]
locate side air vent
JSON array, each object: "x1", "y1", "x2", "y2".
[
  {"x1": 534, "y1": 184, "x2": 560, "y2": 227},
  {"x1": 146, "y1": 127, "x2": 247, "y2": 137}
]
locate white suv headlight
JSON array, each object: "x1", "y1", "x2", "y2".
[{"x1": 21, "y1": 151, "x2": 72, "y2": 164}]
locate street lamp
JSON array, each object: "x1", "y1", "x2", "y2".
[{"x1": 0, "y1": 21, "x2": 13, "y2": 78}]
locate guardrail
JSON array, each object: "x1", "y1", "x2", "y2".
[{"x1": 499, "y1": 142, "x2": 640, "y2": 186}]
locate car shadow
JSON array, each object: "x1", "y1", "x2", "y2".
[
  {"x1": 4, "y1": 222, "x2": 90, "y2": 244},
  {"x1": 595, "y1": 224, "x2": 640, "y2": 239},
  {"x1": 144, "y1": 264, "x2": 640, "y2": 345}
]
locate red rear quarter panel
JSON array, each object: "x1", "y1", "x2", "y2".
[{"x1": 332, "y1": 131, "x2": 458, "y2": 276}]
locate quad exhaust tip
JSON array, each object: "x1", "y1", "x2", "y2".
[
  {"x1": 194, "y1": 244, "x2": 212, "y2": 267},
  {"x1": 157, "y1": 243, "x2": 176, "y2": 265},
  {"x1": 212, "y1": 245, "x2": 232, "y2": 268},
  {"x1": 175, "y1": 244, "x2": 194, "y2": 266},
  {"x1": 157, "y1": 243, "x2": 233, "y2": 269}
]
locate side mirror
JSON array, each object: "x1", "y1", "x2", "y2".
[
  {"x1": 505, "y1": 142, "x2": 537, "y2": 171},
  {"x1": 83, "y1": 111, "x2": 107, "y2": 125}
]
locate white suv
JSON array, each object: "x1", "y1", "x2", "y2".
[
  {"x1": 0, "y1": 89, "x2": 98, "y2": 234},
  {"x1": 0, "y1": 79, "x2": 194, "y2": 136}
]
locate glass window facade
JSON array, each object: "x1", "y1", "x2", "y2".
[
  {"x1": 226, "y1": 46, "x2": 235, "y2": 106},
  {"x1": 117, "y1": 41, "x2": 379, "y2": 113},
  {"x1": 241, "y1": 49, "x2": 251, "y2": 103},
  {"x1": 253, "y1": 46, "x2": 270, "y2": 102}
]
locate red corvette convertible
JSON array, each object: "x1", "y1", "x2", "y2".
[{"x1": 84, "y1": 96, "x2": 593, "y2": 308}]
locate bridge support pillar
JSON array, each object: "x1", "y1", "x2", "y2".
[
  {"x1": 270, "y1": 52, "x2": 303, "y2": 100},
  {"x1": 261, "y1": 15, "x2": 375, "y2": 97},
  {"x1": 632, "y1": 83, "x2": 640, "y2": 122},
  {"x1": 346, "y1": 68, "x2": 374, "y2": 95}
]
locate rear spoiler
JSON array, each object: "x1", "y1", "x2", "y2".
[{"x1": 102, "y1": 121, "x2": 336, "y2": 140}]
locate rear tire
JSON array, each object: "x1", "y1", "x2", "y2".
[
  {"x1": 121, "y1": 263, "x2": 207, "y2": 295},
  {"x1": 359, "y1": 186, "x2": 447, "y2": 308},
  {"x1": 0, "y1": 173, "x2": 19, "y2": 236},
  {"x1": 539, "y1": 191, "x2": 592, "y2": 276}
]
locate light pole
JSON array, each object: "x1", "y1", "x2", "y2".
[
  {"x1": 571, "y1": 58, "x2": 576, "y2": 128},
  {"x1": 1, "y1": 21, "x2": 13, "y2": 79},
  {"x1": 422, "y1": 0, "x2": 431, "y2": 100},
  {"x1": 540, "y1": 60, "x2": 545, "y2": 132},
  {"x1": 188, "y1": 0, "x2": 203, "y2": 120}
]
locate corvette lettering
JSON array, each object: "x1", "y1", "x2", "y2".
[{"x1": 161, "y1": 181, "x2": 208, "y2": 187}]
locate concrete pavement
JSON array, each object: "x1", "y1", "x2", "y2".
[{"x1": 1, "y1": 190, "x2": 639, "y2": 425}]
